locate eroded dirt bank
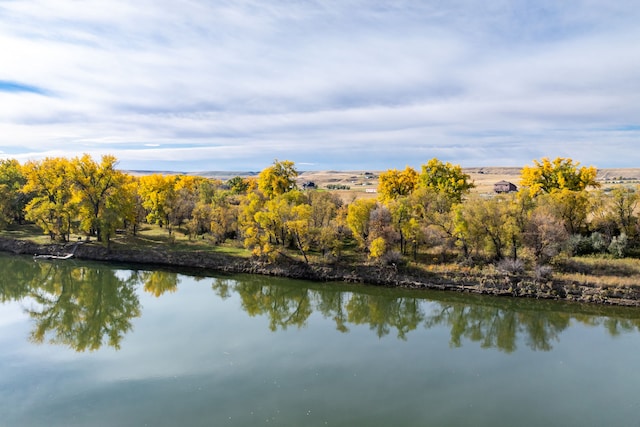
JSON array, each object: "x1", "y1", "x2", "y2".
[{"x1": 2, "y1": 237, "x2": 640, "y2": 307}]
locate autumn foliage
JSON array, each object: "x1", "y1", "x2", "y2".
[{"x1": 0, "y1": 155, "x2": 637, "y2": 271}]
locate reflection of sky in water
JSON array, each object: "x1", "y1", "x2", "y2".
[
  {"x1": 0, "y1": 302, "x2": 27, "y2": 327},
  {"x1": 1, "y1": 266, "x2": 640, "y2": 426}
]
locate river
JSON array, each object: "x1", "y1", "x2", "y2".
[{"x1": 1, "y1": 252, "x2": 639, "y2": 426}]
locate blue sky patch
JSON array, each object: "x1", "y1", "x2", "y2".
[{"x1": 0, "y1": 80, "x2": 48, "y2": 95}]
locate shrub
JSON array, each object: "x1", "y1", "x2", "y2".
[
  {"x1": 590, "y1": 232, "x2": 607, "y2": 253},
  {"x1": 567, "y1": 234, "x2": 593, "y2": 256},
  {"x1": 567, "y1": 233, "x2": 609, "y2": 256},
  {"x1": 381, "y1": 250, "x2": 404, "y2": 266},
  {"x1": 497, "y1": 258, "x2": 525, "y2": 275},
  {"x1": 608, "y1": 233, "x2": 628, "y2": 258},
  {"x1": 535, "y1": 265, "x2": 554, "y2": 281}
]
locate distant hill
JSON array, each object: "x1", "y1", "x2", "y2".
[{"x1": 125, "y1": 170, "x2": 260, "y2": 179}]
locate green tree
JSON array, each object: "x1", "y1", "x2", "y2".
[
  {"x1": 227, "y1": 176, "x2": 250, "y2": 195},
  {"x1": 410, "y1": 187, "x2": 458, "y2": 257},
  {"x1": 540, "y1": 189, "x2": 592, "y2": 235},
  {"x1": 305, "y1": 191, "x2": 343, "y2": 258},
  {"x1": 456, "y1": 196, "x2": 515, "y2": 260},
  {"x1": 387, "y1": 196, "x2": 413, "y2": 255},
  {"x1": 605, "y1": 187, "x2": 638, "y2": 240}
]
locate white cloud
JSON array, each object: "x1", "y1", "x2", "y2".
[{"x1": 0, "y1": 0, "x2": 639, "y2": 170}]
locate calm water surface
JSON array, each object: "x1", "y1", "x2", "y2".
[{"x1": 1, "y1": 252, "x2": 640, "y2": 427}]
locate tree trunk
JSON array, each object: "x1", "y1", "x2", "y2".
[{"x1": 294, "y1": 233, "x2": 309, "y2": 263}]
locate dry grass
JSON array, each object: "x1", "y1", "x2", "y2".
[
  {"x1": 555, "y1": 272, "x2": 639, "y2": 287},
  {"x1": 296, "y1": 167, "x2": 524, "y2": 200},
  {"x1": 295, "y1": 167, "x2": 640, "y2": 200},
  {"x1": 554, "y1": 256, "x2": 640, "y2": 287}
]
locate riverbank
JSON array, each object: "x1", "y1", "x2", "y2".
[{"x1": 1, "y1": 236, "x2": 640, "y2": 307}]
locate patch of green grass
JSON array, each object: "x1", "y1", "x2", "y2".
[
  {"x1": 212, "y1": 244, "x2": 252, "y2": 257},
  {"x1": 0, "y1": 223, "x2": 53, "y2": 244},
  {"x1": 1, "y1": 222, "x2": 253, "y2": 257},
  {"x1": 111, "y1": 225, "x2": 253, "y2": 256}
]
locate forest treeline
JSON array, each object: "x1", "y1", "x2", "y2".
[{"x1": 0, "y1": 155, "x2": 637, "y2": 273}]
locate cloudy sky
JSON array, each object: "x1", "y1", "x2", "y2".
[{"x1": 1, "y1": 0, "x2": 639, "y2": 171}]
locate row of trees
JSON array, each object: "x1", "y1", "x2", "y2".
[{"x1": 0, "y1": 155, "x2": 637, "y2": 266}]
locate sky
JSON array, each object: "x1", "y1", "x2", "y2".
[{"x1": 1, "y1": 0, "x2": 639, "y2": 172}]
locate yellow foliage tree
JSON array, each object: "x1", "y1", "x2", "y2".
[
  {"x1": 22, "y1": 157, "x2": 76, "y2": 241},
  {"x1": 257, "y1": 159, "x2": 298, "y2": 199},
  {"x1": 70, "y1": 154, "x2": 129, "y2": 243},
  {"x1": 419, "y1": 158, "x2": 474, "y2": 203},
  {"x1": 0, "y1": 159, "x2": 26, "y2": 228},
  {"x1": 369, "y1": 236, "x2": 387, "y2": 261},
  {"x1": 137, "y1": 174, "x2": 177, "y2": 233},
  {"x1": 287, "y1": 203, "x2": 313, "y2": 263},
  {"x1": 346, "y1": 198, "x2": 377, "y2": 249},
  {"x1": 378, "y1": 166, "x2": 419, "y2": 203},
  {"x1": 520, "y1": 157, "x2": 599, "y2": 196}
]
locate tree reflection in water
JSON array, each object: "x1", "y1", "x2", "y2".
[
  {"x1": 232, "y1": 276, "x2": 313, "y2": 331},
  {"x1": 25, "y1": 262, "x2": 140, "y2": 351},
  {"x1": 1, "y1": 257, "x2": 141, "y2": 351},
  {"x1": 139, "y1": 270, "x2": 180, "y2": 297},
  {"x1": 211, "y1": 276, "x2": 640, "y2": 352}
]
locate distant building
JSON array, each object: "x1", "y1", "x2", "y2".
[
  {"x1": 302, "y1": 181, "x2": 317, "y2": 190},
  {"x1": 494, "y1": 180, "x2": 518, "y2": 193}
]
